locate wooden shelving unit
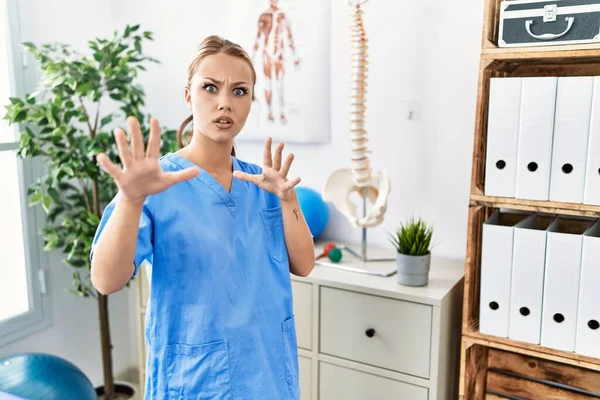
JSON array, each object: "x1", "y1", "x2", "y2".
[{"x1": 459, "y1": 1, "x2": 600, "y2": 398}]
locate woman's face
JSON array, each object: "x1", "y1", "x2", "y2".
[{"x1": 185, "y1": 53, "x2": 254, "y2": 145}]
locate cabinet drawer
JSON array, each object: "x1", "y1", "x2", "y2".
[
  {"x1": 138, "y1": 260, "x2": 150, "y2": 309},
  {"x1": 319, "y1": 362, "x2": 428, "y2": 400},
  {"x1": 299, "y1": 356, "x2": 311, "y2": 400},
  {"x1": 320, "y1": 286, "x2": 432, "y2": 378},
  {"x1": 292, "y1": 280, "x2": 312, "y2": 350}
]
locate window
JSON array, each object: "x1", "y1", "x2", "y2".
[{"x1": 0, "y1": 0, "x2": 50, "y2": 346}]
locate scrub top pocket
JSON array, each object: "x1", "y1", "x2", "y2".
[
  {"x1": 282, "y1": 316, "x2": 299, "y2": 387},
  {"x1": 260, "y1": 206, "x2": 289, "y2": 263},
  {"x1": 166, "y1": 340, "x2": 232, "y2": 400}
]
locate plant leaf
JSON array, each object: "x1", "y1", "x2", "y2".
[
  {"x1": 29, "y1": 191, "x2": 42, "y2": 206},
  {"x1": 42, "y1": 195, "x2": 52, "y2": 213}
]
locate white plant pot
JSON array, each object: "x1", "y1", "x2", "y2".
[{"x1": 396, "y1": 252, "x2": 431, "y2": 287}]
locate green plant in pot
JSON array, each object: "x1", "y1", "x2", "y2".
[
  {"x1": 389, "y1": 217, "x2": 434, "y2": 286},
  {"x1": 3, "y1": 25, "x2": 177, "y2": 399}
]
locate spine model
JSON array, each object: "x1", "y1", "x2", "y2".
[
  {"x1": 350, "y1": 2, "x2": 371, "y2": 188},
  {"x1": 322, "y1": 0, "x2": 390, "y2": 232}
]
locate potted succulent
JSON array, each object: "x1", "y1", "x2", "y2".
[
  {"x1": 389, "y1": 217, "x2": 434, "y2": 286},
  {"x1": 3, "y1": 25, "x2": 177, "y2": 399}
]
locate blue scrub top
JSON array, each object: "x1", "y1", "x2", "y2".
[{"x1": 91, "y1": 153, "x2": 300, "y2": 399}]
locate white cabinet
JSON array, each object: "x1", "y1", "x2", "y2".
[
  {"x1": 320, "y1": 286, "x2": 432, "y2": 379},
  {"x1": 136, "y1": 245, "x2": 464, "y2": 400},
  {"x1": 293, "y1": 242, "x2": 464, "y2": 400},
  {"x1": 292, "y1": 280, "x2": 313, "y2": 351},
  {"x1": 299, "y1": 355, "x2": 312, "y2": 400},
  {"x1": 319, "y1": 362, "x2": 429, "y2": 400}
]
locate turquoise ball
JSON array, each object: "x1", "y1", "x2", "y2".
[{"x1": 296, "y1": 186, "x2": 329, "y2": 239}]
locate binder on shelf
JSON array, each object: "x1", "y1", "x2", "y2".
[
  {"x1": 508, "y1": 213, "x2": 555, "y2": 345},
  {"x1": 549, "y1": 77, "x2": 594, "y2": 204},
  {"x1": 515, "y1": 77, "x2": 557, "y2": 201},
  {"x1": 480, "y1": 211, "x2": 529, "y2": 338},
  {"x1": 583, "y1": 77, "x2": 600, "y2": 206},
  {"x1": 484, "y1": 77, "x2": 522, "y2": 198},
  {"x1": 541, "y1": 217, "x2": 594, "y2": 352},
  {"x1": 575, "y1": 219, "x2": 600, "y2": 358}
]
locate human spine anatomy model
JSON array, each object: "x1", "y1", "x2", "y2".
[{"x1": 322, "y1": 1, "x2": 390, "y2": 229}]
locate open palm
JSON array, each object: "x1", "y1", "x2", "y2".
[
  {"x1": 233, "y1": 137, "x2": 301, "y2": 201},
  {"x1": 96, "y1": 117, "x2": 198, "y2": 204}
]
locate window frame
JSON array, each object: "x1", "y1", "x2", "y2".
[{"x1": 0, "y1": 0, "x2": 52, "y2": 347}]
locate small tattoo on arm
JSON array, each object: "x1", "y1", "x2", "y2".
[{"x1": 293, "y1": 208, "x2": 299, "y2": 221}]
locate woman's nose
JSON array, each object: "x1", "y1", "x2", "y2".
[{"x1": 218, "y1": 93, "x2": 232, "y2": 112}]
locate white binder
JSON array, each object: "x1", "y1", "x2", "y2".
[
  {"x1": 508, "y1": 213, "x2": 555, "y2": 345},
  {"x1": 541, "y1": 217, "x2": 593, "y2": 352},
  {"x1": 549, "y1": 77, "x2": 594, "y2": 203},
  {"x1": 515, "y1": 77, "x2": 557, "y2": 201},
  {"x1": 583, "y1": 78, "x2": 600, "y2": 206},
  {"x1": 485, "y1": 77, "x2": 522, "y2": 198},
  {"x1": 575, "y1": 219, "x2": 600, "y2": 358},
  {"x1": 480, "y1": 211, "x2": 528, "y2": 338}
]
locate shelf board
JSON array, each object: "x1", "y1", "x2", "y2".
[
  {"x1": 463, "y1": 331, "x2": 600, "y2": 372},
  {"x1": 470, "y1": 193, "x2": 600, "y2": 218},
  {"x1": 481, "y1": 41, "x2": 600, "y2": 61}
]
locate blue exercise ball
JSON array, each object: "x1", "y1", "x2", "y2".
[
  {"x1": 0, "y1": 353, "x2": 97, "y2": 400},
  {"x1": 296, "y1": 186, "x2": 329, "y2": 238}
]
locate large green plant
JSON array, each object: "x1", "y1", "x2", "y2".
[{"x1": 3, "y1": 25, "x2": 177, "y2": 398}]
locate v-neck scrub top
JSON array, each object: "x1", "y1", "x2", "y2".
[{"x1": 90, "y1": 153, "x2": 300, "y2": 399}]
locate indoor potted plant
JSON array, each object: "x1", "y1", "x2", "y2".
[
  {"x1": 3, "y1": 25, "x2": 177, "y2": 399},
  {"x1": 389, "y1": 217, "x2": 434, "y2": 286}
]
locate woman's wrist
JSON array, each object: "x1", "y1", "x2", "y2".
[
  {"x1": 117, "y1": 192, "x2": 146, "y2": 209},
  {"x1": 279, "y1": 188, "x2": 298, "y2": 204}
]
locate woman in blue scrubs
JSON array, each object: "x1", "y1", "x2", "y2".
[{"x1": 90, "y1": 35, "x2": 315, "y2": 399}]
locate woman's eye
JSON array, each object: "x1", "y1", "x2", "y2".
[
  {"x1": 234, "y1": 88, "x2": 247, "y2": 96},
  {"x1": 203, "y1": 84, "x2": 217, "y2": 93}
]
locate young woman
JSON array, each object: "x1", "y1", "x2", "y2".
[{"x1": 90, "y1": 35, "x2": 315, "y2": 399}]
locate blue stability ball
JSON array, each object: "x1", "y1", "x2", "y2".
[
  {"x1": 0, "y1": 353, "x2": 97, "y2": 400},
  {"x1": 295, "y1": 186, "x2": 329, "y2": 238}
]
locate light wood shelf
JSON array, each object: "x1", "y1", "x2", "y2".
[
  {"x1": 470, "y1": 192, "x2": 600, "y2": 218},
  {"x1": 459, "y1": 0, "x2": 600, "y2": 398},
  {"x1": 482, "y1": 41, "x2": 600, "y2": 61},
  {"x1": 462, "y1": 332, "x2": 600, "y2": 373}
]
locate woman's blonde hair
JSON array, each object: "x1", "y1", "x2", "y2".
[{"x1": 177, "y1": 35, "x2": 257, "y2": 154}]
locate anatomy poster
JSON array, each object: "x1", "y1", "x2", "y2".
[{"x1": 227, "y1": 0, "x2": 331, "y2": 144}]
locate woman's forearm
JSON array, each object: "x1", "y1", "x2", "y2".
[
  {"x1": 280, "y1": 189, "x2": 315, "y2": 276},
  {"x1": 91, "y1": 195, "x2": 144, "y2": 294}
]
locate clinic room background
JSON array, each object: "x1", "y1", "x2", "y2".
[{"x1": 4, "y1": 0, "x2": 599, "y2": 399}]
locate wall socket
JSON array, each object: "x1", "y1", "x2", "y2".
[{"x1": 399, "y1": 100, "x2": 420, "y2": 121}]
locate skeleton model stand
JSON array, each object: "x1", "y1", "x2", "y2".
[{"x1": 321, "y1": 0, "x2": 395, "y2": 276}]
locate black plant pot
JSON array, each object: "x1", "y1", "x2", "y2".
[{"x1": 95, "y1": 381, "x2": 137, "y2": 399}]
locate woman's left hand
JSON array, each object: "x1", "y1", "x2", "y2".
[{"x1": 233, "y1": 137, "x2": 301, "y2": 202}]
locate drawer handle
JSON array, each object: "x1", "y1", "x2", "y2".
[{"x1": 365, "y1": 328, "x2": 375, "y2": 338}]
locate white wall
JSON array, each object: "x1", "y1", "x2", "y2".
[
  {"x1": 1, "y1": 0, "x2": 484, "y2": 386},
  {"x1": 125, "y1": 0, "x2": 484, "y2": 260}
]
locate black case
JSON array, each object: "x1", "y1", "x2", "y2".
[{"x1": 499, "y1": 0, "x2": 600, "y2": 47}]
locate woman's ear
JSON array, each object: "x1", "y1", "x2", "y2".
[{"x1": 184, "y1": 86, "x2": 192, "y2": 110}]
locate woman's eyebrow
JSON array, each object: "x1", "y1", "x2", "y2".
[{"x1": 203, "y1": 77, "x2": 249, "y2": 86}]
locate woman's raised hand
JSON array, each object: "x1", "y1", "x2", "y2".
[
  {"x1": 233, "y1": 137, "x2": 301, "y2": 202},
  {"x1": 96, "y1": 117, "x2": 198, "y2": 204}
]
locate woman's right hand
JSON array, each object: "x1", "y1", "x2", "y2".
[{"x1": 96, "y1": 116, "x2": 198, "y2": 205}]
